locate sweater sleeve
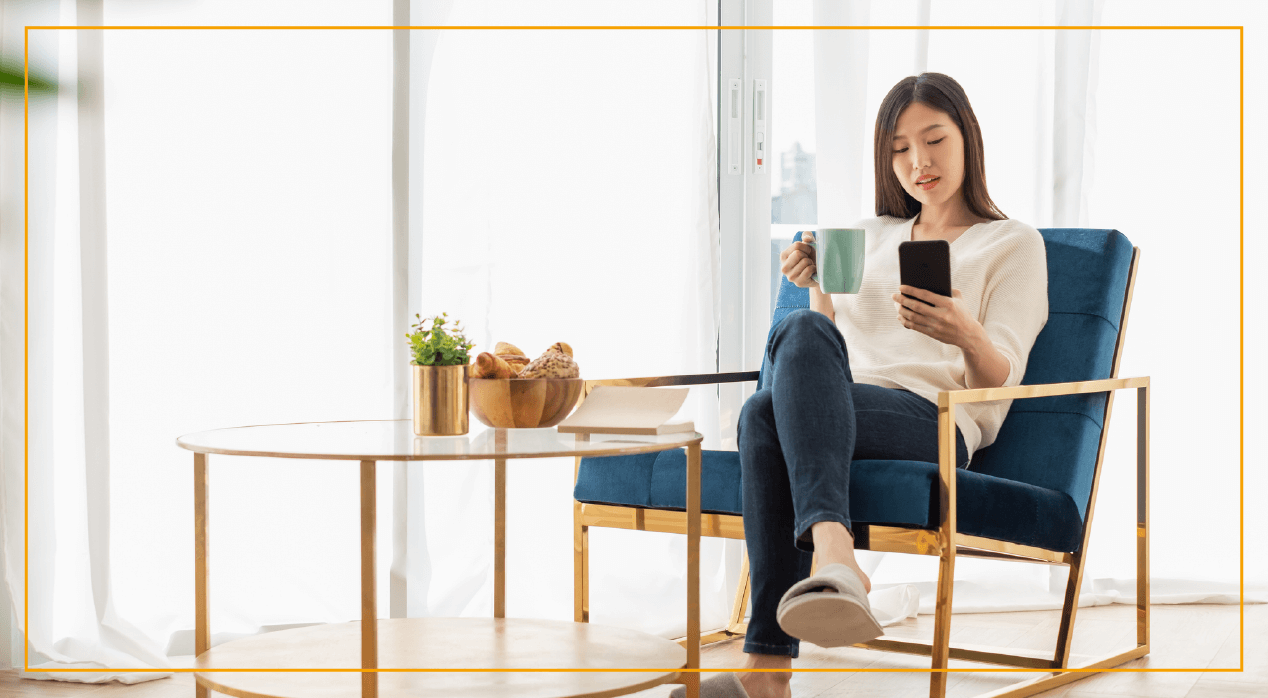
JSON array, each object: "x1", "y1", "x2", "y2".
[{"x1": 979, "y1": 225, "x2": 1049, "y2": 387}]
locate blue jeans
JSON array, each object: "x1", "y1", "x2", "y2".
[{"x1": 737, "y1": 309, "x2": 969, "y2": 657}]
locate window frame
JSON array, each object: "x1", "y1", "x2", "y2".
[{"x1": 718, "y1": 0, "x2": 773, "y2": 409}]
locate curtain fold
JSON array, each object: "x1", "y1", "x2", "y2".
[
  {"x1": 1052, "y1": 0, "x2": 1105, "y2": 227},
  {"x1": 0, "y1": 0, "x2": 58, "y2": 672},
  {"x1": 913, "y1": 0, "x2": 931, "y2": 77},
  {"x1": 1, "y1": 0, "x2": 171, "y2": 683},
  {"x1": 4, "y1": 0, "x2": 400, "y2": 681},
  {"x1": 812, "y1": 0, "x2": 871, "y2": 228},
  {"x1": 389, "y1": 0, "x2": 454, "y2": 622}
]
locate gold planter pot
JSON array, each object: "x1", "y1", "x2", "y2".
[{"x1": 412, "y1": 364, "x2": 469, "y2": 436}]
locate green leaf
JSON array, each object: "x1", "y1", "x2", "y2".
[{"x1": 404, "y1": 312, "x2": 476, "y2": 366}]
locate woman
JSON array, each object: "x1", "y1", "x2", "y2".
[{"x1": 678, "y1": 73, "x2": 1049, "y2": 698}]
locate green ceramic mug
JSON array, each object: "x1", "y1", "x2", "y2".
[{"x1": 807, "y1": 228, "x2": 866, "y2": 294}]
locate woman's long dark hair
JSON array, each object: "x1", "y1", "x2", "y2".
[{"x1": 873, "y1": 73, "x2": 1006, "y2": 222}]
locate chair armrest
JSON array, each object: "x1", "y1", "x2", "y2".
[
  {"x1": 931, "y1": 375, "x2": 1150, "y2": 546},
  {"x1": 939, "y1": 376, "x2": 1150, "y2": 407},
  {"x1": 583, "y1": 371, "x2": 759, "y2": 392}
]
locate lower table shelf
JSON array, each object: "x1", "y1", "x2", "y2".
[{"x1": 194, "y1": 617, "x2": 687, "y2": 698}]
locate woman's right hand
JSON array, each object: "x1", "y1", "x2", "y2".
[{"x1": 780, "y1": 231, "x2": 818, "y2": 288}]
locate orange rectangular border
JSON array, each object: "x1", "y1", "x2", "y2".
[{"x1": 24, "y1": 23, "x2": 1242, "y2": 680}]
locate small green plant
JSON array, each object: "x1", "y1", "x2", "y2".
[{"x1": 407, "y1": 313, "x2": 476, "y2": 366}]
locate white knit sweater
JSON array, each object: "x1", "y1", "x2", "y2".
[{"x1": 828, "y1": 215, "x2": 1049, "y2": 461}]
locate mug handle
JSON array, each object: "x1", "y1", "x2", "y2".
[{"x1": 804, "y1": 232, "x2": 820, "y2": 284}]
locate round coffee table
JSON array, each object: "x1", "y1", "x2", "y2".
[{"x1": 176, "y1": 420, "x2": 706, "y2": 698}]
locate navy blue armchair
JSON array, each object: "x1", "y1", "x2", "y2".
[{"x1": 572, "y1": 229, "x2": 1148, "y2": 698}]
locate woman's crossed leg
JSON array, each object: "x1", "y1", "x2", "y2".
[{"x1": 734, "y1": 310, "x2": 967, "y2": 698}]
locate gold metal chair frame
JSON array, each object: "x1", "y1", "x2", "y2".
[{"x1": 574, "y1": 249, "x2": 1145, "y2": 698}]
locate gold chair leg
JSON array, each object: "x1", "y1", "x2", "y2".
[
  {"x1": 929, "y1": 399, "x2": 958, "y2": 698},
  {"x1": 574, "y1": 499, "x2": 589, "y2": 623},
  {"x1": 929, "y1": 548, "x2": 956, "y2": 698},
  {"x1": 726, "y1": 550, "x2": 750, "y2": 634},
  {"x1": 573, "y1": 447, "x2": 590, "y2": 624},
  {"x1": 685, "y1": 443, "x2": 702, "y2": 698},
  {"x1": 1137, "y1": 384, "x2": 1150, "y2": 648},
  {"x1": 1053, "y1": 556, "x2": 1086, "y2": 667}
]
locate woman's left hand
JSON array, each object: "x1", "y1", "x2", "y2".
[{"x1": 892, "y1": 286, "x2": 981, "y2": 348}]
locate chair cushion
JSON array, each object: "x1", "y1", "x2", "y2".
[
  {"x1": 573, "y1": 449, "x2": 744, "y2": 515},
  {"x1": 847, "y1": 459, "x2": 1084, "y2": 553},
  {"x1": 574, "y1": 450, "x2": 1085, "y2": 553}
]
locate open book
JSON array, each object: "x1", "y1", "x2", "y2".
[{"x1": 556, "y1": 385, "x2": 695, "y2": 435}]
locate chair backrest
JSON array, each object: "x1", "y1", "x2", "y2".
[{"x1": 759, "y1": 228, "x2": 1137, "y2": 521}]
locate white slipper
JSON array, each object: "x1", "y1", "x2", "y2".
[
  {"x1": 669, "y1": 673, "x2": 750, "y2": 698},
  {"x1": 775, "y1": 563, "x2": 883, "y2": 648}
]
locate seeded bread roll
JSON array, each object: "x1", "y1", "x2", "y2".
[
  {"x1": 494, "y1": 342, "x2": 526, "y2": 357},
  {"x1": 473, "y1": 352, "x2": 516, "y2": 379},
  {"x1": 546, "y1": 342, "x2": 574, "y2": 358},
  {"x1": 519, "y1": 350, "x2": 580, "y2": 379}
]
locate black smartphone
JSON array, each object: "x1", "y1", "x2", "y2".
[{"x1": 898, "y1": 240, "x2": 952, "y2": 304}]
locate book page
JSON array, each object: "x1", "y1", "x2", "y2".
[{"x1": 557, "y1": 386, "x2": 690, "y2": 431}]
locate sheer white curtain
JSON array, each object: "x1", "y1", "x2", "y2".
[
  {"x1": 407, "y1": 0, "x2": 729, "y2": 637},
  {"x1": 807, "y1": 0, "x2": 1265, "y2": 614},
  {"x1": 1, "y1": 0, "x2": 173, "y2": 683},
  {"x1": 2, "y1": 0, "x2": 402, "y2": 682},
  {"x1": 0, "y1": 0, "x2": 730, "y2": 684}
]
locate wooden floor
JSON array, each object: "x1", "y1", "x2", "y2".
[{"x1": 1, "y1": 604, "x2": 1262, "y2": 698}]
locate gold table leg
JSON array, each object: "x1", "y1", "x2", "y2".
[
  {"x1": 194, "y1": 454, "x2": 209, "y2": 698},
  {"x1": 361, "y1": 461, "x2": 378, "y2": 698},
  {"x1": 684, "y1": 443, "x2": 701, "y2": 698},
  {"x1": 495, "y1": 457, "x2": 507, "y2": 619}
]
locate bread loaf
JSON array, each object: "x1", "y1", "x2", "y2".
[
  {"x1": 546, "y1": 342, "x2": 574, "y2": 358},
  {"x1": 498, "y1": 354, "x2": 531, "y2": 372},
  {"x1": 519, "y1": 350, "x2": 580, "y2": 379},
  {"x1": 472, "y1": 352, "x2": 517, "y2": 379},
  {"x1": 494, "y1": 342, "x2": 526, "y2": 357}
]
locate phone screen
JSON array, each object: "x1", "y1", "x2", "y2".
[{"x1": 898, "y1": 240, "x2": 952, "y2": 304}]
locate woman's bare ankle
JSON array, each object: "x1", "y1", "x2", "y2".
[
  {"x1": 738, "y1": 653, "x2": 792, "y2": 698},
  {"x1": 741, "y1": 652, "x2": 791, "y2": 670},
  {"x1": 810, "y1": 522, "x2": 872, "y2": 593}
]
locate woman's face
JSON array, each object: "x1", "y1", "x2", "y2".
[{"x1": 890, "y1": 101, "x2": 967, "y2": 209}]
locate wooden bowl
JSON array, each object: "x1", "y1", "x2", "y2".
[{"x1": 468, "y1": 377, "x2": 584, "y2": 429}]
